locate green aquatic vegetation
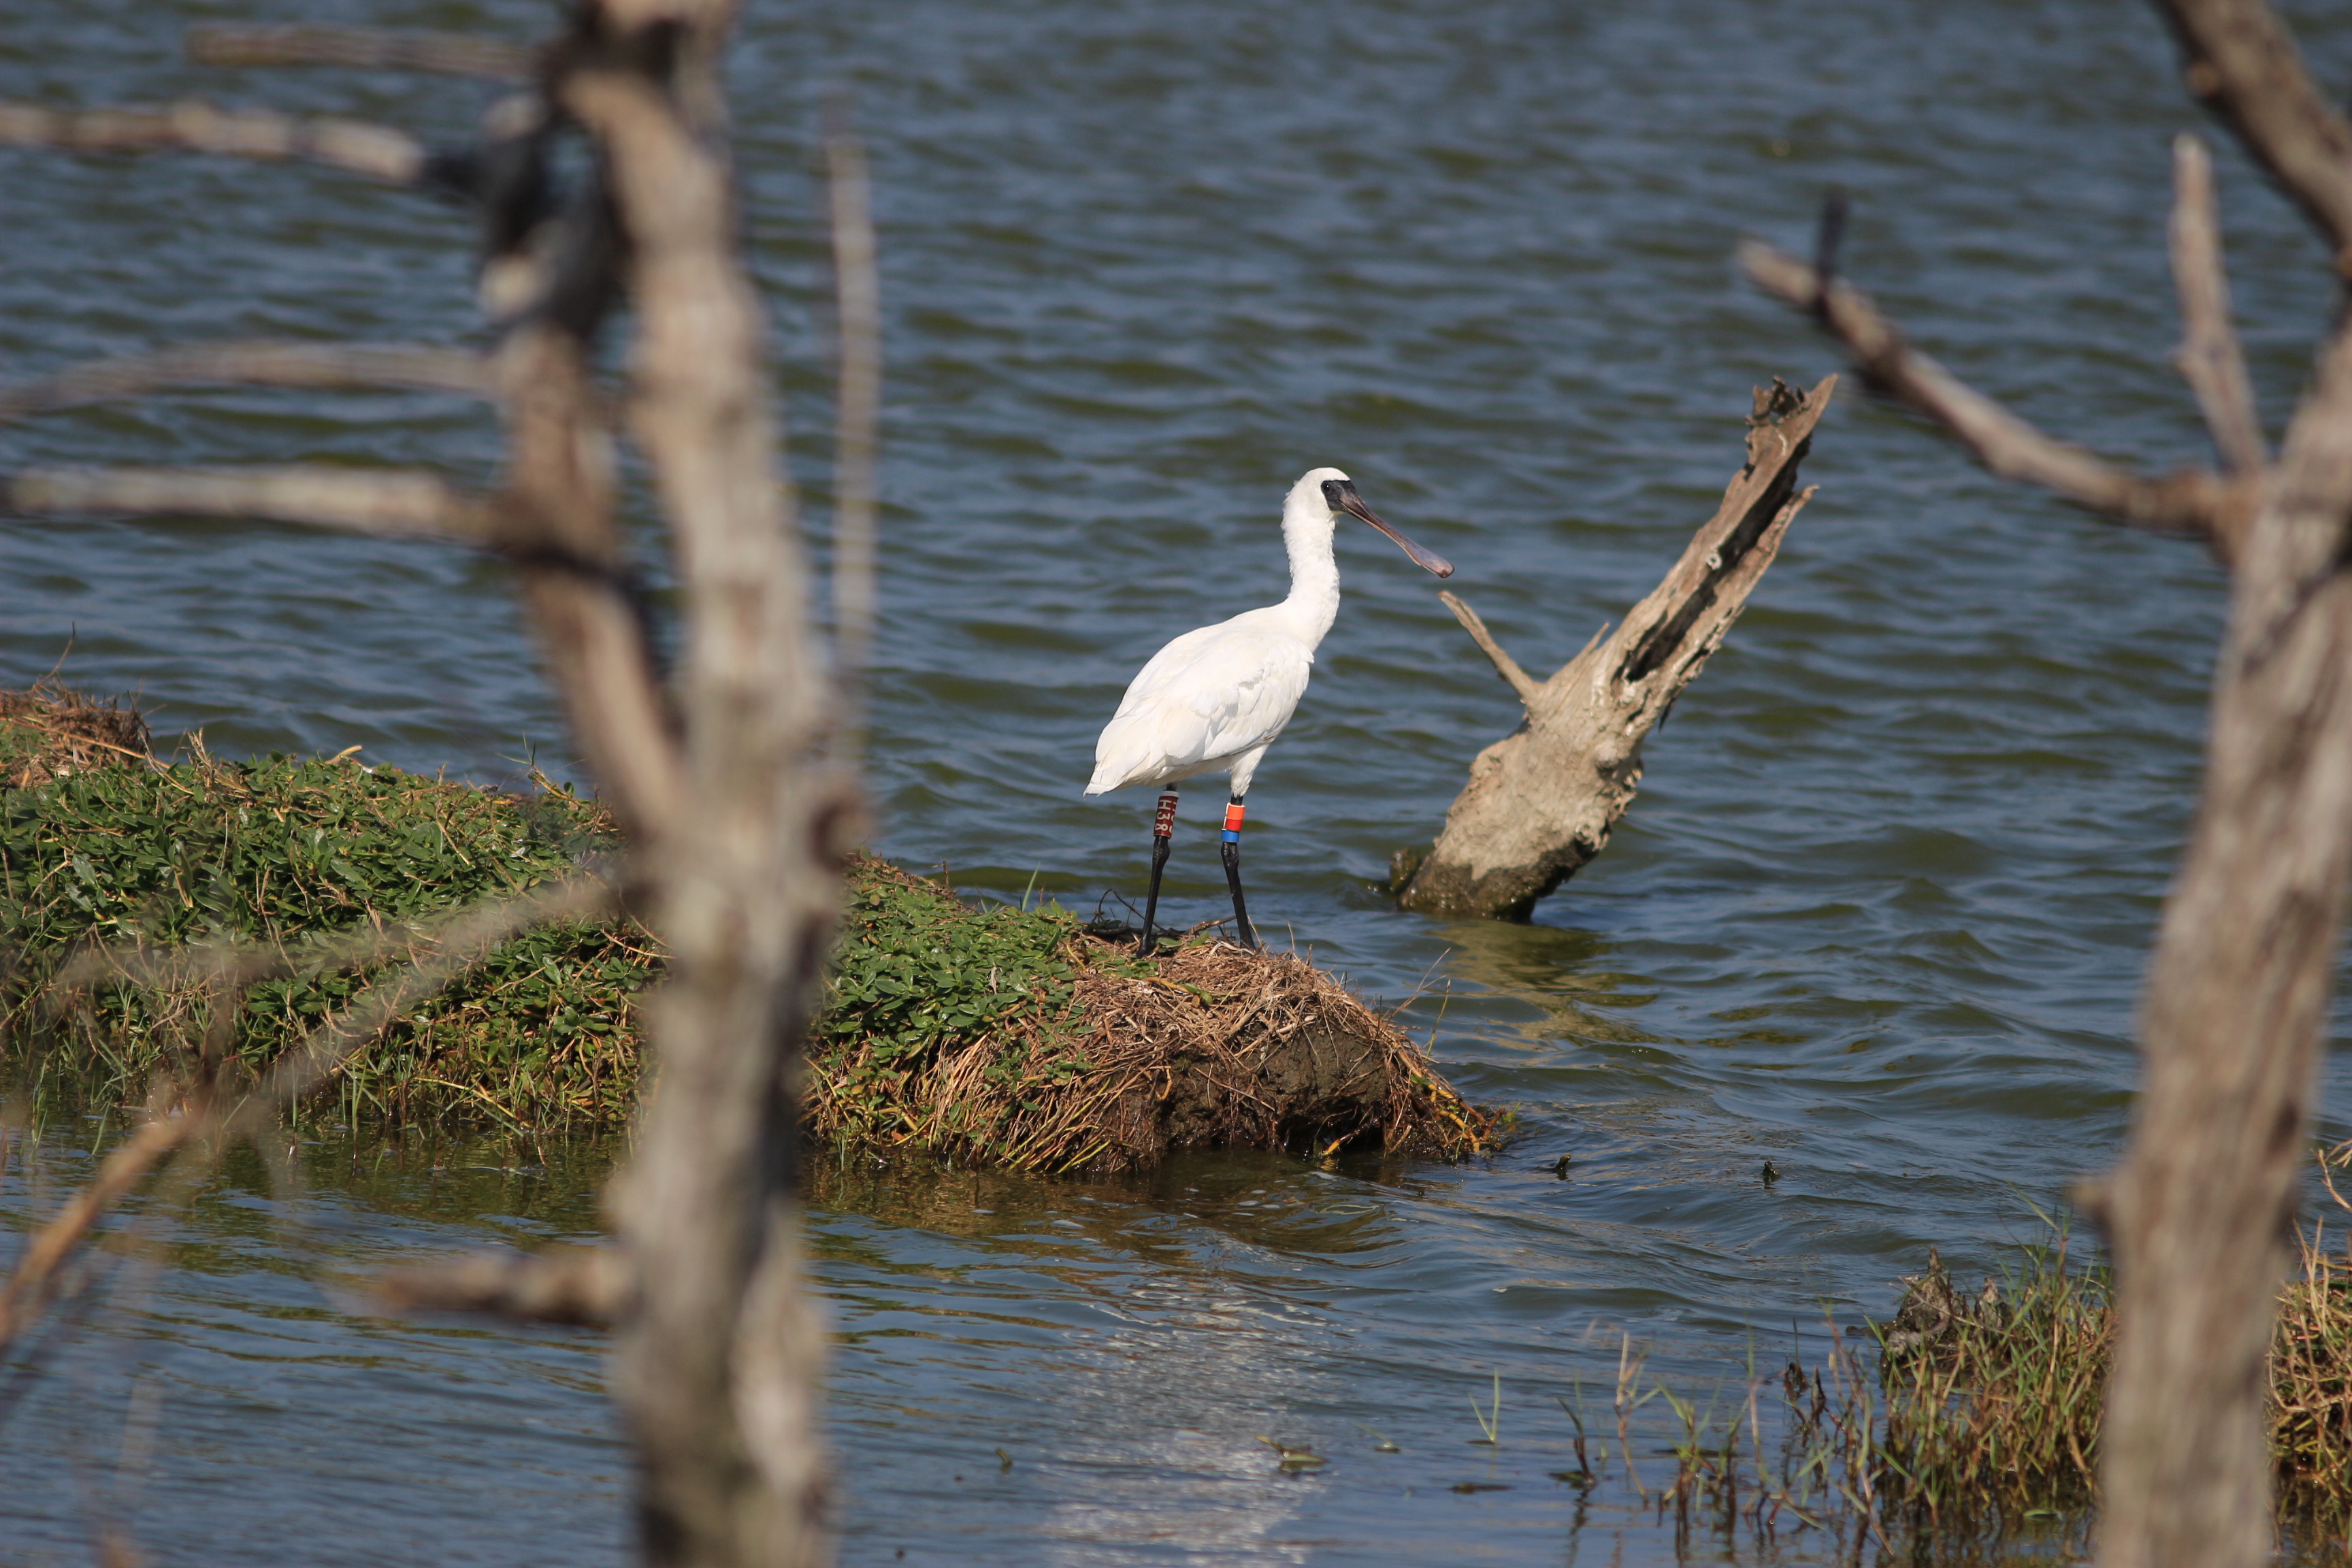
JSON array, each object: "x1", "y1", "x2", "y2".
[
  {"x1": 1469, "y1": 1370, "x2": 1501, "y2": 1445},
  {"x1": 815, "y1": 858, "x2": 1083, "y2": 1075},
  {"x1": 1256, "y1": 1437, "x2": 1325, "y2": 1472},
  {"x1": 1592, "y1": 1216, "x2": 2352, "y2": 1555},
  {"x1": 806, "y1": 853, "x2": 1093, "y2": 1154},
  {"x1": 0, "y1": 688, "x2": 1495, "y2": 1165},
  {"x1": 1869, "y1": 1238, "x2": 2111, "y2": 1524},
  {"x1": 0, "y1": 719, "x2": 655, "y2": 1126}
]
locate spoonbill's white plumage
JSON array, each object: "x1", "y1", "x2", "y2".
[{"x1": 1086, "y1": 467, "x2": 1454, "y2": 951}]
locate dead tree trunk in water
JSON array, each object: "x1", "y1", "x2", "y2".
[
  {"x1": 1392, "y1": 376, "x2": 1832, "y2": 920},
  {"x1": 1748, "y1": 2, "x2": 2352, "y2": 1558}
]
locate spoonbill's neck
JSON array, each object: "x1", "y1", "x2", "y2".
[{"x1": 1277, "y1": 485, "x2": 1341, "y2": 646}]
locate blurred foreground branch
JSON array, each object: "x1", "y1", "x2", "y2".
[
  {"x1": 1746, "y1": 2, "x2": 2352, "y2": 1561},
  {"x1": 376, "y1": 1244, "x2": 621, "y2": 1325},
  {"x1": 0, "y1": 101, "x2": 424, "y2": 183},
  {"x1": 0, "y1": 343, "x2": 493, "y2": 423},
  {"x1": 0, "y1": 873, "x2": 616, "y2": 1355},
  {"x1": 3, "y1": 465, "x2": 506, "y2": 543},
  {"x1": 1, "y1": 11, "x2": 844, "y2": 1555}
]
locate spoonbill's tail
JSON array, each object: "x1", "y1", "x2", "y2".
[
  {"x1": 1220, "y1": 795, "x2": 1256, "y2": 949},
  {"x1": 1139, "y1": 786, "x2": 1179, "y2": 956}
]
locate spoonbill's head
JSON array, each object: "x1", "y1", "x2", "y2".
[{"x1": 1291, "y1": 466, "x2": 1454, "y2": 578}]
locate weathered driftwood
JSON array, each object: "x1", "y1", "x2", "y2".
[
  {"x1": 1750, "y1": 2, "x2": 2352, "y2": 1559},
  {"x1": 1392, "y1": 376, "x2": 1833, "y2": 920}
]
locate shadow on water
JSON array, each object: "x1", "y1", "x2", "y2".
[{"x1": 1413, "y1": 913, "x2": 1665, "y2": 1051}]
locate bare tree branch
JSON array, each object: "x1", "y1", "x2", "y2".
[
  {"x1": 2, "y1": 465, "x2": 505, "y2": 544},
  {"x1": 2169, "y1": 134, "x2": 2268, "y2": 476},
  {"x1": 826, "y1": 104, "x2": 882, "y2": 755},
  {"x1": 0, "y1": 1112, "x2": 187, "y2": 1351},
  {"x1": 6, "y1": 12, "x2": 836, "y2": 1560},
  {"x1": 1741, "y1": 239, "x2": 2248, "y2": 556},
  {"x1": 1743, "y1": 15, "x2": 2352, "y2": 1556},
  {"x1": 2098, "y1": 291, "x2": 2352, "y2": 1568},
  {"x1": 186, "y1": 24, "x2": 534, "y2": 81},
  {"x1": 489, "y1": 284, "x2": 685, "y2": 839},
  {"x1": 2152, "y1": 0, "x2": 2352, "y2": 269},
  {"x1": 0, "y1": 343, "x2": 493, "y2": 425},
  {"x1": 1437, "y1": 589, "x2": 1543, "y2": 706},
  {"x1": 565, "y1": 24, "x2": 837, "y2": 1563},
  {"x1": 0, "y1": 102, "x2": 423, "y2": 184},
  {"x1": 374, "y1": 1245, "x2": 622, "y2": 1325}
]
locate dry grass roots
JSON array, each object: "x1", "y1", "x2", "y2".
[{"x1": 810, "y1": 856, "x2": 1496, "y2": 1173}]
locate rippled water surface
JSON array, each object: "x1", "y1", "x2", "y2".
[{"x1": 7, "y1": 0, "x2": 2352, "y2": 1563}]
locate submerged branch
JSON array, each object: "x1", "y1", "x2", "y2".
[{"x1": 1396, "y1": 378, "x2": 1832, "y2": 919}]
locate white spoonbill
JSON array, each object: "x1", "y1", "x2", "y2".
[{"x1": 1085, "y1": 467, "x2": 1454, "y2": 953}]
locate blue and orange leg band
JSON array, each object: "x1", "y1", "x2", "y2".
[{"x1": 1222, "y1": 801, "x2": 1245, "y2": 843}]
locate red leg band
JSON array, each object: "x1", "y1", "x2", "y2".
[{"x1": 1153, "y1": 793, "x2": 1179, "y2": 838}]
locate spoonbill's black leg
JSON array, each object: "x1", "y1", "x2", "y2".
[
  {"x1": 1140, "y1": 788, "x2": 1179, "y2": 956},
  {"x1": 1220, "y1": 795, "x2": 1256, "y2": 949}
]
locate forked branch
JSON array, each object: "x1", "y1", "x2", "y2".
[
  {"x1": 0, "y1": 101, "x2": 424, "y2": 184},
  {"x1": 1438, "y1": 589, "x2": 1543, "y2": 706},
  {"x1": 1740, "y1": 240, "x2": 2250, "y2": 558},
  {"x1": 2153, "y1": 0, "x2": 2352, "y2": 267},
  {"x1": 2169, "y1": 134, "x2": 2267, "y2": 476},
  {"x1": 1394, "y1": 378, "x2": 1832, "y2": 919}
]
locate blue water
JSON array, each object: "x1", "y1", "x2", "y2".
[{"x1": 5, "y1": 0, "x2": 2351, "y2": 1562}]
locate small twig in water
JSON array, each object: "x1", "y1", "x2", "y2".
[{"x1": 1469, "y1": 1370, "x2": 1501, "y2": 1445}]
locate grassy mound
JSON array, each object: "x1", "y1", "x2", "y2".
[
  {"x1": 0, "y1": 682, "x2": 650, "y2": 1126},
  {"x1": 816, "y1": 857, "x2": 1490, "y2": 1171},
  {"x1": 0, "y1": 685, "x2": 1494, "y2": 1168}
]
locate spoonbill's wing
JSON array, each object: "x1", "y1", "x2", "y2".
[{"x1": 1087, "y1": 621, "x2": 1312, "y2": 794}]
